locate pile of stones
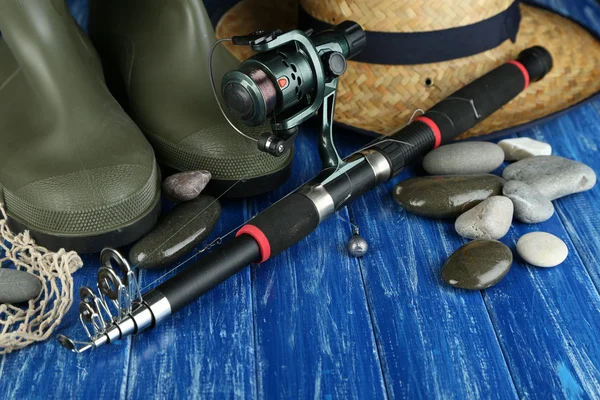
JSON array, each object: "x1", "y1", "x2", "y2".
[{"x1": 394, "y1": 137, "x2": 596, "y2": 290}]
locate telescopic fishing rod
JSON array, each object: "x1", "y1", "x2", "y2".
[{"x1": 58, "y1": 21, "x2": 553, "y2": 353}]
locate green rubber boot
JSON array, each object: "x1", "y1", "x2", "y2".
[
  {"x1": 88, "y1": 0, "x2": 293, "y2": 197},
  {"x1": 0, "y1": 0, "x2": 161, "y2": 253}
]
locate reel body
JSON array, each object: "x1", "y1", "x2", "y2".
[{"x1": 221, "y1": 21, "x2": 366, "y2": 170}]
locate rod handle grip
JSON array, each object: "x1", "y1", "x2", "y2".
[{"x1": 373, "y1": 46, "x2": 553, "y2": 177}]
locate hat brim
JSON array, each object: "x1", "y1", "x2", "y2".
[{"x1": 215, "y1": 1, "x2": 600, "y2": 139}]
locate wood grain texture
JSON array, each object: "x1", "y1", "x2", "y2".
[
  {"x1": 1, "y1": 0, "x2": 600, "y2": 399},
  {"x1": 338, "y1": 143, "x2": 519, "y2": 400},
  {"x1": 478, "y1": 129, "x2": 600, "y2": 400},
  {"x1": 248, "y1": 130, "x2": 387, "y2": 399},
  {"x1": 127, "y1": 199, "x2": 256, "y2": 399},
  {"x1": 0, "y1": 254, "x2": 132, "y2": 399}
]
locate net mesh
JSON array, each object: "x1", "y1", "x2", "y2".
[{"x1": 0, "y1": 202, "x2": 83, "y2": 354}]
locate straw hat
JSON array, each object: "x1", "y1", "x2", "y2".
[{"x1": 215, "y1": 0, "x2": 600, "y2": 139}]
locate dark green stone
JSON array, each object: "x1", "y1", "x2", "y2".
[
  {"x1": 393, "y1": 174, "x2": 505, "y2": 218},
  {"x1": 442, "y1": 240, "x2": 513, "y2": 290},
  {"x1": 129, "y1": 195, "x2": 221, "y2": 270}
]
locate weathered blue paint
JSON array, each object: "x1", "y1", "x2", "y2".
[
  {"x1": 126, "y1": 199, "x2": 257, "y2": 399},
  {"x1": 0, "y1": 0, "x2": 600, "y2": 399},
  {"x1": 248, "y1": 130, "x2": 387, "y2": 400},
  {"x1": 343, "y1": 167, "x2": 519, "y2": 400},
  {"x1": 481, "y1": 130, "x2": 600, "y2": 399}
]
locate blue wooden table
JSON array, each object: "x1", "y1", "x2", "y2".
[{"x1": 2, "y1": 0, "x2": 600, "y2": 398}]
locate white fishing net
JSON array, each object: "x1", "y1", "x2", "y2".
[{"x1": 0, "y1": 203, "x2": 83, "y2": 354}]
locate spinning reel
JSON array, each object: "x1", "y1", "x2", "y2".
[{"x1": 219, "y1": 21, "x2": 366, "y2": 181}]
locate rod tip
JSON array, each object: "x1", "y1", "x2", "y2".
[
  {"x1": 57, "y1": 334, "x2": 93, "y2": 354},
  {"x1": 57, "y1": 334, "x2": 76, "y2": 351}
]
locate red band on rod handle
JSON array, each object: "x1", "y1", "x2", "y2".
[
  {"x1": 507, "y1": 60, "x2": 530, "y2": 90},
  {"x1": 236, "y1": 225, "x2": 271, "y2": 263},
  {"x1": 414, "y1": 116, "x2": 442, "y2": 149}
]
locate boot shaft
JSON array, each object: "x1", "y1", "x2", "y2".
[
  {"x1": 0, "y1": 0, "x2": 106, "y2": 118},
  {"x1": 89, "y1": 0, "x2": 240, "y2": 140}
]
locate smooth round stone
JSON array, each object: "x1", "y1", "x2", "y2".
[
  {"x1": 455, "y1": 196, "x2": 513, "y2": 240},
  {"x1": 422, "y1": 141, "x2": 504, "y2": 175},
  {"x1": 162, "y1": 170, "x2": 212, "y2": 202},
  {"x1": 502, "y1": 156, "x2": 596, "y2": 200},
  {"x1": 393, "y1": 174, "x2": 506, "y2": 218},
  {"x1": 516, "y1": 232, "x2": 568, "y2": 267},
  {"x1": 442, "y1": 240, "x2": 513, "y2": 290},
  {"x1": 498, "y1": 138, "x2": 552, "y2": 161},
  {"x1": 503, "y1": 180, "x2": 554, "y2": 223},
  {"x1": 129, "y1": 195, "x2": 221, "y2": 269},
  {"x1": 0, "y1": 269, "x2": 42, "y2": 304}
]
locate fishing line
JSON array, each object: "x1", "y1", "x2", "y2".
[
  {"x1": 131, "y1": 39, "x2": 291, "y2": 277},
  {"x1": 139, "y1": 171, "x2": 321, "y2": 290},
  {"x1": 346, "y1": 108, "x2": 424, "y2": 159},
  {"x1": 137, "y1": 108, "x2": 427, "y2": 286},
  {"x1": 209, "y1": 39, "x2": 259, "y2": 143},
  {"x1": 130, "y1": 178, "x2": 245, "y2": 271},
  {"x1": 337, "y1": 211, "x2": 360, "y2": 236}
]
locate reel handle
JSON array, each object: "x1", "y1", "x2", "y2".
[{"x1": 373, "y1": 46, "x2": 553, "y2": 177}]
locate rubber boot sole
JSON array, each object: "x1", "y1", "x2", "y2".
[
  {"x1": 1, "y1": 183, "x2": 161, "y2": 254},
  {"x1": 206, "y1": 163, "x2": 293, "y2": 198}
]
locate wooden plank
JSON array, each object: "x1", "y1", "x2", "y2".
[
  {"x1": 248, "y1": 131, "x2": 388, "y2": 399},
  {"x1": 474, "y1": 124, "x2": 600, "y2": 399},
  {"x1": 531, "y1": 0, "x2": 600, "y2": 33},
  {"x1": 67, "y1": 0, "x2": 89, "y2": 30},
  {"x1": 0, "y1": 254, "x2": 132, "y2": 399},
  {"x1": 126, "y1": 199, "x2": 256, "y2": 399},
  {"x1": 343, "y1": 164, "x2": 518, "y2": 400},
  {"x1": 519, "y1": 105, "x2": 600, "y2": 290}
]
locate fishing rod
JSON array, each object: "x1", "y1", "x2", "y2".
[{"x1": 57, "y1": 21, "x2": 553, "y2": 353}]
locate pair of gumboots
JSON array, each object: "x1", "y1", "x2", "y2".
[
  {"x1": 0, "y1": 0, "x2": 292, "y2": 255},
  {"x1": 1, "y1": 0, "x2": 599, "y2": 258}
]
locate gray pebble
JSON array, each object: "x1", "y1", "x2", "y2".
[
  {"x1": 162, "y1": 170, "x2": 212, "y2": 202},
  {"x1": 498, "y1": 138, "x2": 552, "y2": 161},
  {"x1": 130, "y1": 195, "x2": 221, "y2": 269},
  {"x1": 0, "y1": 269, "x2": 42, "y2": 304},
  {"x1": 503, "y1": 180, "x2": 554, "y2": 223},
  {"x1": 422, "y1": 141, "x2": 504, "y2": 175},
  {"x1": 516, "y1": 232, "x2": 568, "y2": 267},
  {"x1": 455, "y1": 196, "x2": 513, "y2": 240},
  {"x1": 502, "y1": 156, "x2": 596, "y2": 200}
]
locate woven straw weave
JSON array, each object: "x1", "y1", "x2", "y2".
[
  {"x1": 301, "y1": 0, "x2": 514, "y2": 32},
  {"x1": 217, "y1": 1, "x2": 600, "y2": 139}
]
